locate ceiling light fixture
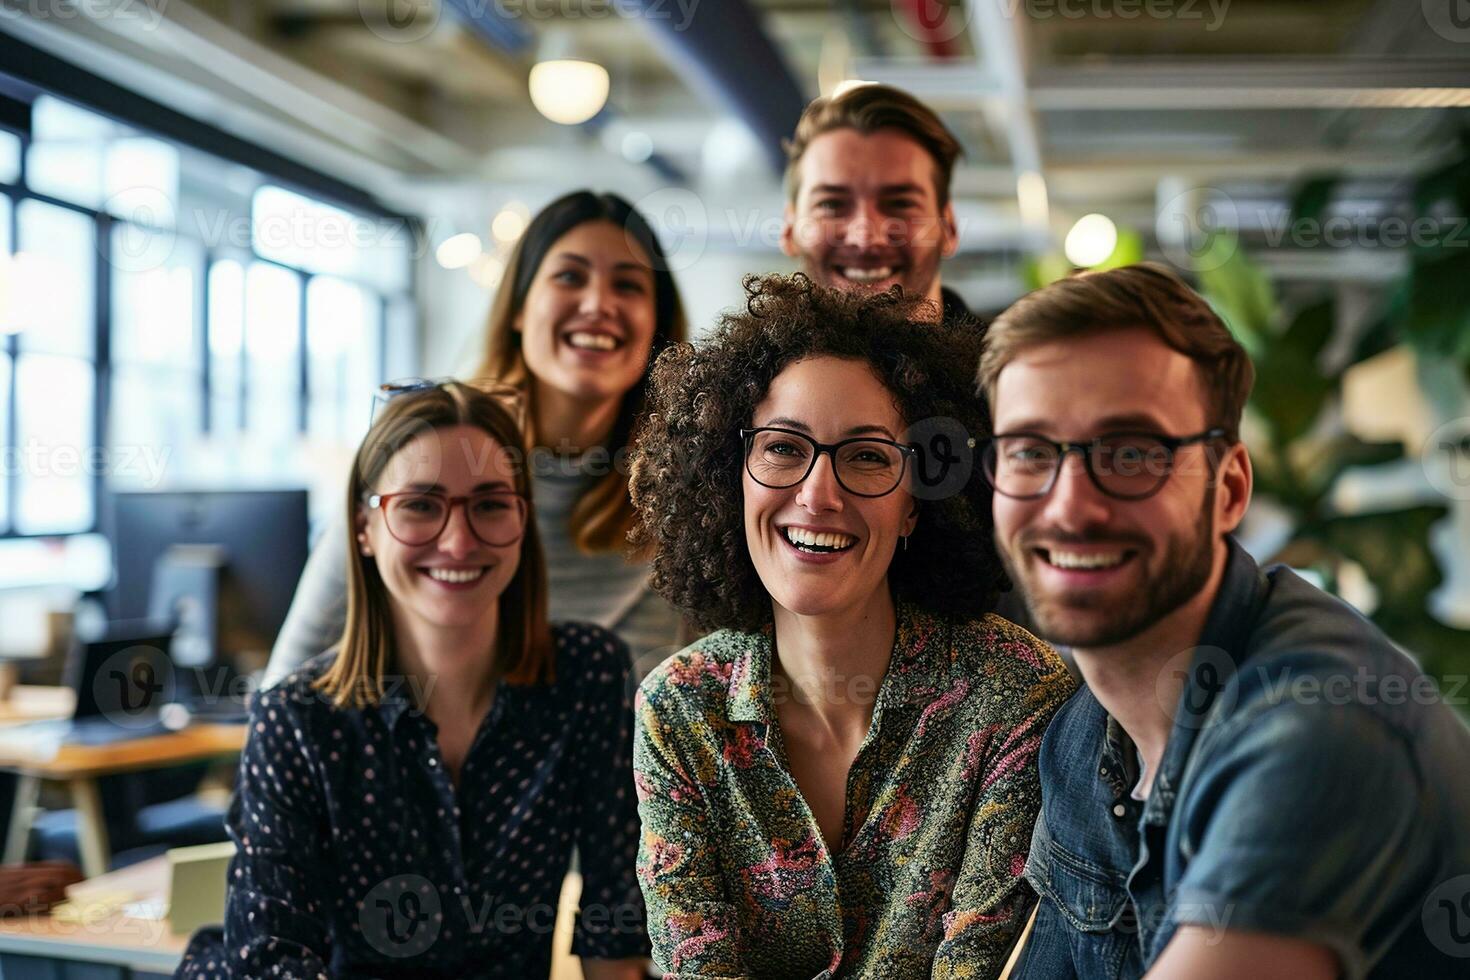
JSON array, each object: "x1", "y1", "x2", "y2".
[{"x1": 529, "y1": 60, "x2": 610, "y2": 125}]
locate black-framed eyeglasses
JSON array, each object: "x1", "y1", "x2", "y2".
[
  {"x1": 371, "y1": 378, "x2": 525, "y2": 426},
  {"x1": 982, "y1": 428, "x2": 1227, "y2": 501},
  {"x1": 740, "y1": 427, "x2": 916, "y2": 498},
  {"x1": 365, "y1": 490, "x2": 529, "y2": 547}
]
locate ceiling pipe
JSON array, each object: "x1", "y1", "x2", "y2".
[
  {"x1": 621, "y1": 0, "x2": 807, "y2": 174},
  {"x1": 440, "y1": 0, "x2": 534, "y2": 54}
]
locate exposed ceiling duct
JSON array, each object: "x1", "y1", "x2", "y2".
[{"x1": 621, "y1": 0, "x2": 807, "y2": 174}]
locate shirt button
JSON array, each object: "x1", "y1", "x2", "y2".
[
  {"x1": 1112, "y1": 804, "x2": 1127, "y2": 818},
  {"x1": 429, "y1": 758, "x2": 438, "y2": 767}
]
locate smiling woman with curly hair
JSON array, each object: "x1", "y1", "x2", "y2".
[{"x1": 628, "y1": 273, "x2": 1076, "y2": 979}]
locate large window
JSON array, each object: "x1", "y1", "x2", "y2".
[{"x1": 0, "y1": 94, "x2": 418, "y2": 537}]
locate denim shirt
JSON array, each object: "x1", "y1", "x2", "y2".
[{"x1": 1014, "y1": 538, "x2": 1470, "y2": 980}]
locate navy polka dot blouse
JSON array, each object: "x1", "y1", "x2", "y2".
[{"x1": 176, "y1": 621, "x2": 649, "y2": 979}]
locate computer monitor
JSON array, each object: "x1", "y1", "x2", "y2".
[{"x1": 106, "y1": 490, "x2": 310, "y2": 670}]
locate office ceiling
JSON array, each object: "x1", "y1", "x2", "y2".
[{"x1": 3, "y1": 0, "x2": 1468, "y2": 263}]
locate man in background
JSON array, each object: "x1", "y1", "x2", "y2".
[{"x1": 780, "y1": 83, "x2": 971, "y2": 326}]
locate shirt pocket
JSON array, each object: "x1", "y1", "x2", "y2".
[
  {"x1": 1028, "y1": 816, "x2": 1128, "y2": 929},
  {"x1": 1025, "y1": 816, "x2": 1136, "y2": 978}
]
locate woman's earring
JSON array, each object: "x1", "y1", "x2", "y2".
[{"x1": 901, "y1": 535, "x2": 909, "y2": 552}]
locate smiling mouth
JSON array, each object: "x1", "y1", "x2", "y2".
[
  {"x1": 834, "y1": 265, "x2": 898, "y2": 285},
  {"x1": 565, "y1": 331, "x2": 623, "y2": 352},
  {"x1": 421, "y1": 567, "x2": 488, "y2": 584},
  {"x1": 1035, "y1": 547, "x2": 1134, "y2": 571},
  {"x1": 782, "y1": 527, "x2": 858, "y2": 555}
]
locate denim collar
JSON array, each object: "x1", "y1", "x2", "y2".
[
  {"x1": 1139, "y1": 536, "x2": 1268, "y2": 824},
  {"x1": 726, "y1": 601, "x2": 951, "y2": 725}
]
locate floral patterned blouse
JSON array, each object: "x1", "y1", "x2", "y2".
[{"x1": 633, "y1": 603, "x2": 1076, "y2": 980}]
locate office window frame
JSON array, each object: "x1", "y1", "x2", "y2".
[{"x1": 0, "y1": 95, "x2": 416, "y2": 540}]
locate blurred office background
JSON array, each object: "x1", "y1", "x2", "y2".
[{"x1": 0, "y1": 0, "x2": 1467, "y2": 768}]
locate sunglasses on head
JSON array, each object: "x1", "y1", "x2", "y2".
[{"x1": 369, "y1": 378, "x2": 526, "y2": 428}]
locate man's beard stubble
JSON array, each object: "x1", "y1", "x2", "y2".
[{"x1": 1003, "y1": 485, "x2": 1218, "y2": 649}]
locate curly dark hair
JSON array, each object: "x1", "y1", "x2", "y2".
[{"x1": 630, "y1": 273, "x2": 1007, "y2": 633}]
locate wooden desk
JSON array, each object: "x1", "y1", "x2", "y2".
[
  {"x1": 0, "y1": 857, "x2": 587, "y2": 979},
  {"x1": 0, "y1": 723, "x2": 246, "y2": 877},
  {"x1": 0, "y1": 854, "x2": 184, "y2": 977}
]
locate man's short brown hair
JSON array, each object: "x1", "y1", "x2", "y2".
[
  {"x1": 977, "y1": 263, "x2": 1255, "y2": 441},
  {"x1": 783, "y1": 84, "x2": 963, "y2": 207}
]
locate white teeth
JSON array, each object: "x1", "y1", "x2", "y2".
[
  {"x1": 1045, "y1": 550, "x2": 1125, "y2": 570},
  {"x1": 566, "y1": 331, "x2": 619, "y2": 351},
  {"x1": 425, "y1": 567, "x2": 486, "y2": 583},
  {"x1": 840, "y1": 266, "x2": 893, "y2": 283},
  {"x1": 783, "y1": 527, "x2": 857, "y2": 551}
]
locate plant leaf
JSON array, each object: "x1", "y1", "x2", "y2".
[
  {"x1": 1312, "y1": 505, "x2": 1450, "y2": 617},
  {"x1": 1196, "y1": 235, "x2": 1276, "y2": 356},
  {"x1": 1289, "y1": 174, "x2": 1338, "y2": 226}
]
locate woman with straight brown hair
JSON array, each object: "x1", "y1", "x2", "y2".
[
  {"x1": 178, "y1": 382, "x2": 649, "y2": 979},
  {"x1": 267, "y1": 190, "x2": 690, "y2": 686}
]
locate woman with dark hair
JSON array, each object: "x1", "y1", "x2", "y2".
[
  {"x1": 178, "y1": 383, "x2": 648, "y2": 978},
  {"x1": 628, "y1": 274, "x2": 1076, "y2": 978},
  {"x1": 266, "y1": 190, "x2": 689, "y2": 686}
]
